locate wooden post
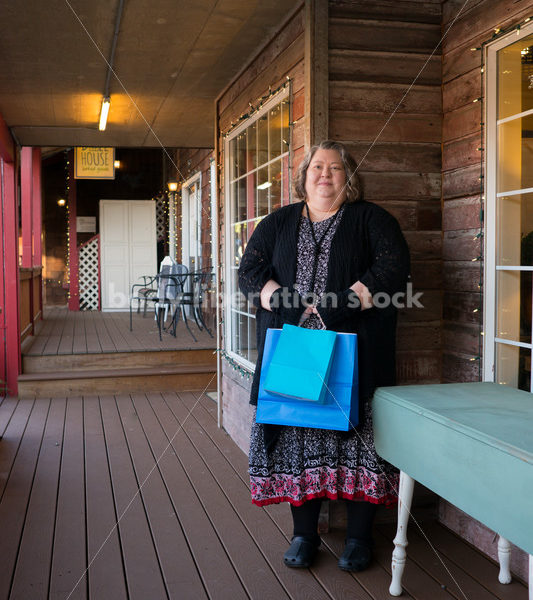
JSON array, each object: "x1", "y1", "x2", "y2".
[
  {"x1": 32, "y1": 148, "x2": 42, "y2": 267},
  {"x1": 0, "y1": 113, "x2": 14, "y2": 164},
  {"x1": 21, "y1": 147, "x2": 33, "y2": 269},
  {"x1": 32, "y1": 148, "x2": 43, "y2": 322},
  {"x1": 304, "y1": 0, "x2": 329, "y2": 149},
  {"x1": 1, "y1": 158, "x2": 21, "y2": 395},
  {"x1": 68, "y1": 151, "x2": 80, "y2": 310}
]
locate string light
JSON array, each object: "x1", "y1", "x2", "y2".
[
  {"x1": 64, "y1": 150, "x2": 71, "y2": 300},
  {"x1": 216, "y1": 349, "x2": 253, "y2": 379},
  {"x1": 470, "y1": 15, "x2": 533, "y2": 374},
  {"x1": 223, "y1": 79, "x2": 291, "y2": 137}
]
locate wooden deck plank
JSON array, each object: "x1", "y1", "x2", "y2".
[
  {"x1": 0, "y1": 390, "x2": 526, "y2": 600},
  {"x1": 99, "y1": 396, "x2": 168, "y2": 599},
  {"x1": 132, "y1": 392, "x2": 248, "y2": 600},
  {"x1": 84, "y1": 312, "x2": 103, "y2": 354},
  {"x1": 24, "y1": 308, "x2": 215, "y2": 357},
  {"x1": 83, "y1": 396, "x2": 128, "y2": 600},
  {"x1": 0, "y1": 399, "x2": 50, "y2": 599},
  {"x1": 0, "y1": 399, "x2": 37, "y2": 499},
  {"x1": 375, "y1": 522, "x2": 507, "y2": 600},
  {"x1": 115, "y1": 394, "x2": 208, "y2": 599},
  {"x1": 103, "y1": 314, "x2": 143, "y2": 352},
  {"x1": 92, "y1": 313, "x2": 117, "y2": 353},
  {"x1": 171, "y1": 392, "x2": 351, "y2": 600},
  {"x1": 157, "y1": 391, "x2": 298, "y2": 599},
  {"x1": 10, "y1": 398, "x2": 66, "y2": 599},
  {"x1": 57, "y1": 311, "x2": 75, "y2": 355},
  {"x1": 72, "y1": 312, "x2": 88, "y2": 354},
  {"x1": 49, "y1": 398, "x2": 88, "y2": 600},
  {"x1": 121, "y1": 310, "x2": 165, "y2": 351},
  {"x1": 402, "y1": 521, "x2": 529, "y2": 600},
  {"x1": 177, "y1": 392, "x2": 381, "y2": 600},
  {"x1": 0, "y1": 397, "x2": 20, "y2": 438},
  {"x1": 42, "y1": 308, "x2": 68, "y2": 355},
  {"x1": 373, "y1": 528, "x2": 469, "y2": 600}
]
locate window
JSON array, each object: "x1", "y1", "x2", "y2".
[
  {"x1": 486, "y1": 24, "x2": 533, "y2": 390},
  {"x1": 181, "y1": 172, "x2": 202, "y2": 271},
  {"x1": 224, "y1": 89, "x2": 290, "y2": 368}
]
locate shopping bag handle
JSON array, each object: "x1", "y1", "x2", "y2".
[{"x1": 297, "y1": 304, "x2": 327, "y2": 330}]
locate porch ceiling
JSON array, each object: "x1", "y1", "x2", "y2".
[{"x1": 0, "y1": 0, "x2": 296, "y2": 148}]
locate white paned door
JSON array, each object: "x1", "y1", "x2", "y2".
[{"x1": 100, "y1": 200, "x2": 156, "y2": 310}]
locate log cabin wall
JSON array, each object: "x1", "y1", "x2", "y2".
[
  {"x1": 441, "y1": 0, "x2": 531, "y2": 581},
  {"x1": 328, "y1": 0, "x2": 443, "y2": 385},
  {"x1": 216, "y1": 5, "x2": 306, "y2": 452}
]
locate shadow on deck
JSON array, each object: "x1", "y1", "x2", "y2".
[{"x1": 0, "y1": 392, "x2": 527, "y2": 599}]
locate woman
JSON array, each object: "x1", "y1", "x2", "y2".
[{"x1": 238, "y1": 140, "x2": 410, "y2": 571}]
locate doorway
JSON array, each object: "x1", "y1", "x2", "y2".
[{"x1": 100, "y1": 199, "x2": 157, "y2": 310}]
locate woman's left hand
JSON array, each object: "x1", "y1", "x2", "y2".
[
  {"x1": 349, "y1": 281, "x2": 373, "y2": 310},
  {"x1": 297, "y1": 305, "x2": 317, "y2": 326}
]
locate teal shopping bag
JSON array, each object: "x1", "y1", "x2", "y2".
[
  {"x1": 257, "y1": 328, "x2": 359, "y2": 430},
  {"x1": 263, "y1": 324, "x2": 337, "y2": 403}
]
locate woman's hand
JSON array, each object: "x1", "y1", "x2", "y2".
[
  {"x1": 297, "y1": 306, "x2": 316, "y2": 326},
  {"x1": 349, "y1": 281, "x2": 373, "y2": 310},
  {"x1": 260, "y1": 279, "x2": 282, "y2": 311},
  {"x1": 261, "y1": 280, "x2": 306, "y2": 325}
]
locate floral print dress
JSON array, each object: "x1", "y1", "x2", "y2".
[{"x1": 248, "y1": 208, "x2": 399, "y2": 507}]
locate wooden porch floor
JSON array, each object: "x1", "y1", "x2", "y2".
[
  {"x1": 23, "y1": 306, "x2": 216, "y2": 356},
  {"x1": 0, "y1": 392, "x2": 527, "y2": 600}
]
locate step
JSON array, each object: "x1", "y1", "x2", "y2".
[
  {"x1": 22, "y1": 348, "x2": 216, "y2": 374},
  {"x1": 17, "y1": 364, "x2": 217, "y2": 398}
]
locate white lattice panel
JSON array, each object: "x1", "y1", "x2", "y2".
[
  {"x1": 79, "y1": 236, "x2": 100, "y2": 311},
  {"x1": 156, "y1": 196, "x2": 166, "y2": 241}
]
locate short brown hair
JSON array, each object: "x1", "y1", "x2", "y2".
[{"x1": 294, "y1": 140, "x2": 362, "y2": 203}]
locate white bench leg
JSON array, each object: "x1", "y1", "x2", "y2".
[
  {"x1": 529, "y1": 554, "x2": 533, "y2": 600},
  {"x1": 497, "y1": 536, "x2": 512, "y2": 584},
  {"x1": 390, "y1": 471, "x2": 415, "y2": 596}
]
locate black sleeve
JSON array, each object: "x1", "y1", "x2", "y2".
[
  {"x1": 358, "y1": 207, "x2": 410, "y2": 297},
  {"x1": 238, "y1": 215, "x2": 276, "y2": 307}
]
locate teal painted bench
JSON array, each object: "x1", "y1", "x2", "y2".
[{"x1": 373, "y1": 382, "x2": 533, "y2": 597}]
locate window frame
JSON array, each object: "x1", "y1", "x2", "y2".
[
  {"x1": 223, "y1": 87, "x2": 291, "y2": 371},
  {"x1": 484, "y1": 21, "x2": 533, "y2": 384},
  {"x1": 181, "y1": 171, "x2": 202, "y2": 271}
]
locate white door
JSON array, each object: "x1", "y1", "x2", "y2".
[
  {"x1": 100, "y1": 200, "x2": 156, "y2": 310},
  {"x1": 181, "y1": 173, "x2": 202, "y2": 271}
]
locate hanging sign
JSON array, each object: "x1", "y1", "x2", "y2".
[
  {"x1": 74, "y1": 147, "x2": 115, "y2": 179},
  {"x1": 76, "y1": 216, "x2": 96, "y2": 233}
]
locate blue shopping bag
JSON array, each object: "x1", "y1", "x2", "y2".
[
  {"x1": 257, "y1": 328, "x2": 359, "y2": 430},
  {"x1": 263, "y1": 324, "x2": 337, "y2": 403}
]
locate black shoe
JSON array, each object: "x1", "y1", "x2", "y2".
[
  {"x1": 338, "y1": 538, "x2": 373, "y2": 572},
  {"x1": 283, "y1": 535, "x2": 320, "y2": 568}
]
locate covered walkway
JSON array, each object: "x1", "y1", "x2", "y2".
[{"x1": 0, "y1": 391, "x2": 527, "y2": 599}]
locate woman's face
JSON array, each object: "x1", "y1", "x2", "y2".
[{"x1": 304, "y1": 148, "x2": 347, "y2": 207}]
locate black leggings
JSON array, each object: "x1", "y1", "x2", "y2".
[{"x1": 291, "y1": 499, "x2": 377, "y2": 541}]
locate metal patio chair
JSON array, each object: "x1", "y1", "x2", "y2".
[
  {"x1": 154, "y1": 262, "x2": 189, "y2": 341},
  {"x1": 129, "y1": 275, "x2": 157, "y2": 331},
  {"x1": 170, "y1": 268, "x2": 214, "y2": 339}
]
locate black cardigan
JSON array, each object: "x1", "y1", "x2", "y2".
[{"x1": 238, "y1": 200, "x2": 410, "y2": 406}]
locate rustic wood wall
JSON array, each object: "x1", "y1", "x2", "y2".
[
  {"x1": 328, "y1": 0, "x2": 443, "y2": 385},
  {"x1": 442, "y1": 0, "x2": 531, "y2": 382},
  {"x1": 441, "y1": 0, "x2": 531, "y2": 581},
  {"x1": 216, "y1": 5, "x2": 306, "y2": 452}
]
